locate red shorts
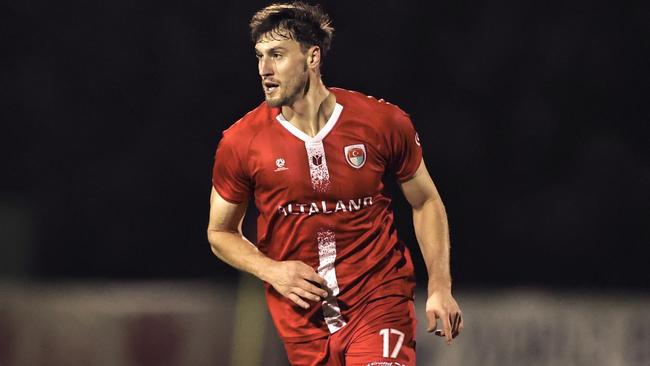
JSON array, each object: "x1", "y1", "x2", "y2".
[{"x1": 283, "y1": 296, "x2": 416, "y2": 366}]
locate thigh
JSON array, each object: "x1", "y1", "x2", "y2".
[
  {"x1": 284, "y1": 336, "x2": 342, "y2": 366},
  {"x1": 344, "y1": 296, "x2": 416, "y2": 366}
]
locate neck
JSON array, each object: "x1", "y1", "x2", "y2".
[{"x1": 281, "y1": 76, "x2": 335, "y2": 138}]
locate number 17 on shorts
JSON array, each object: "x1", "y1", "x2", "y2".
[{"x1": 379, "y1": 328, "x2": 405, "y2": 358}]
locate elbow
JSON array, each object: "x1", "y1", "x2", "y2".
[
  {"x1": 207, "y1": 229, "x2": 224, "y2": 258},
  {"x1": 210, "y1": 244, "x2": 221, "y2": 259}
]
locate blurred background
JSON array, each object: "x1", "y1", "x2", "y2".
[{"x1": 1, "y1": 0, "x2": 648, "y2": 365}]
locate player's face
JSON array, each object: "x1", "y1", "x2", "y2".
[{"x1": 255, "y1": 36, "x2": 309, "y2": 108}]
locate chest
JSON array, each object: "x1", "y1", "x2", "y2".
[{"x1": 250, "y1": 124, "x2": 387, "y2": 201}]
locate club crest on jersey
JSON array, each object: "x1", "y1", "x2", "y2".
[{"x1": 344, "y1": 144, "x2": 366, "y2": 169}]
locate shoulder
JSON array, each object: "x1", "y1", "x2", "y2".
[
  {"x1": 215, "y1": 101, "x2": 278, "y2": 159},
  {"x1": 330, "y1": 87, "x2": 412, "y2": 130},
  {"x1": 221, "y1": 101, "x2": 277, "y2": 141}
]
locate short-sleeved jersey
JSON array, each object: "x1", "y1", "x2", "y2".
[{"x1": 212, "y1": 87, "x2": 422, "y2": 342}]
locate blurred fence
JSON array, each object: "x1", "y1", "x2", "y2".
[{"x1": 0, "y1": 278, "x2": 648, "y2": 366}]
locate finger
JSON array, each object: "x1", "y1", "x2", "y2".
[
  {"x1": 451, "y1": 313, "x2": 461, "y2": 338},
  {"x1": 300, "y1": 280, "x2": 329, "y2": 299},
  {"x1": 294, "y1": 262, "x2": 328, "y2": 296},
  {"x1": 287, "y1": 293, "x2": 310, "y2": 309},
  {"x1": 293, "y1": 287, "x2": 322, "y2": 302},
  {"x1": 426, "y1": 311, "x2": 438, "y2": 333},
  {"x1": 307, "y1": 280, "x2": 330, "y2": 298},
  {"x1": 304, "y1": 270, "x2": 328, "y2": 288},
  {"x1": 458, "y1": 313, "x2": 464, "y2": 332},
  {"x1": 452, "y1": 312, "x2": 460, "y2": 332},
  {"x1": 442, "y1": 313, "x2": 452, "y2": 343}
]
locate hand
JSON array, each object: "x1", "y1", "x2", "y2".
[
  {"x1": 264, "y1": 260, "x2": 329, "y2": 309},
  {"x1": 425, "y1": 289, "x2": 463, "y2": 345}
]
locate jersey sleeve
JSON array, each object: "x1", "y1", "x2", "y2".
[
  {"x1": 386, "y1": 108, "x2": 423, "y2": 182},
  {"x1": 212, "y1": 131, "x2": 252, "y2": 203}
]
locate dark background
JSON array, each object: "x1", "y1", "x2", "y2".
[{"x1": 1, "y1": 0, "x2": 648, "y2": 289}]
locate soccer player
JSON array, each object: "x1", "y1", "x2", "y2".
[{"x1": 207, "y1": 2, "x2": 463, "y2": 365}]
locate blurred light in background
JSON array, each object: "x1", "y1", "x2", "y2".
[{"x1": 0, "y1": 280, "x2": 648, "y2": 366}]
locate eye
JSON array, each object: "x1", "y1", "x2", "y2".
[{"x1": 273, "y1": 53, "x2": 283, "y2": 59}]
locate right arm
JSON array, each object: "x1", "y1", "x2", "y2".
[{"x1": 207, "y1": 187, "x2": 328, "y2": 309}]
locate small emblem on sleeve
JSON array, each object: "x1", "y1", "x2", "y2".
[{"x1": 344, "y1": 144, "x2": 366, "y2": 169}]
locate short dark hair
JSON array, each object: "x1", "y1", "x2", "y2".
[{"x1": 250, "y1": 2, "x2": 334, "y2": 59}]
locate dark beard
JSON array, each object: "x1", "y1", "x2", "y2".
[
  {"x1": 266, "y1": 71, "x2": 309, "y2": 108},
  {"x1": 266, "y1": 96, "x2": 283, "y2": 108}
]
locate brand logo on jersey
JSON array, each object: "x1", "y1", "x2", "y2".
[
  {"x1": 274, "y1": 157, "x2": 288, "y2": 172},
  {"x1": 278, "y1": 196, "x2": 373, "y2": 216},
  {"x1": 344, "y1": 144, "x2": 366, "y2": 169}
]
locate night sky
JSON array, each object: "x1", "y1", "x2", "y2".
[{"x1": 1, "y1": 0, "x2": 648, "y2": 289}]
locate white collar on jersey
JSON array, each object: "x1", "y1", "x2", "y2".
[{"x1": 275, "y1": 103, "x2": 343, "y2": 144}]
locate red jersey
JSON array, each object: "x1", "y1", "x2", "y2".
[{"x1": 212, "y1": 88, "x2": 422, "y2": 342}]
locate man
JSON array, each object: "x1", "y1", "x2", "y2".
[{"x1": 207, "y1": 2, "x2": 463, "y2": 365}]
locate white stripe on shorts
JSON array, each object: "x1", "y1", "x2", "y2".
[{"x1": 316, "y1": 229, "x2": 346, "y2": 333}]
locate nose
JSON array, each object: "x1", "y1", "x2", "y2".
[{"x1": 258, "y1": 56, "x2": 273, "y2": 77}]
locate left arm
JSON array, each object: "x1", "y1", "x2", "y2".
[{"x1": 400, "y1": 159, "x2": 464, "y2": 345}]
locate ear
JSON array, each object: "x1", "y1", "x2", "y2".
[{"x1": 306, "y1": 45, "x2": 321, "y2": 69}]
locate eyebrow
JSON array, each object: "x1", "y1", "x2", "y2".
[{"x1": 255, "y1": 46, "x2": 289, "y2": 54}]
